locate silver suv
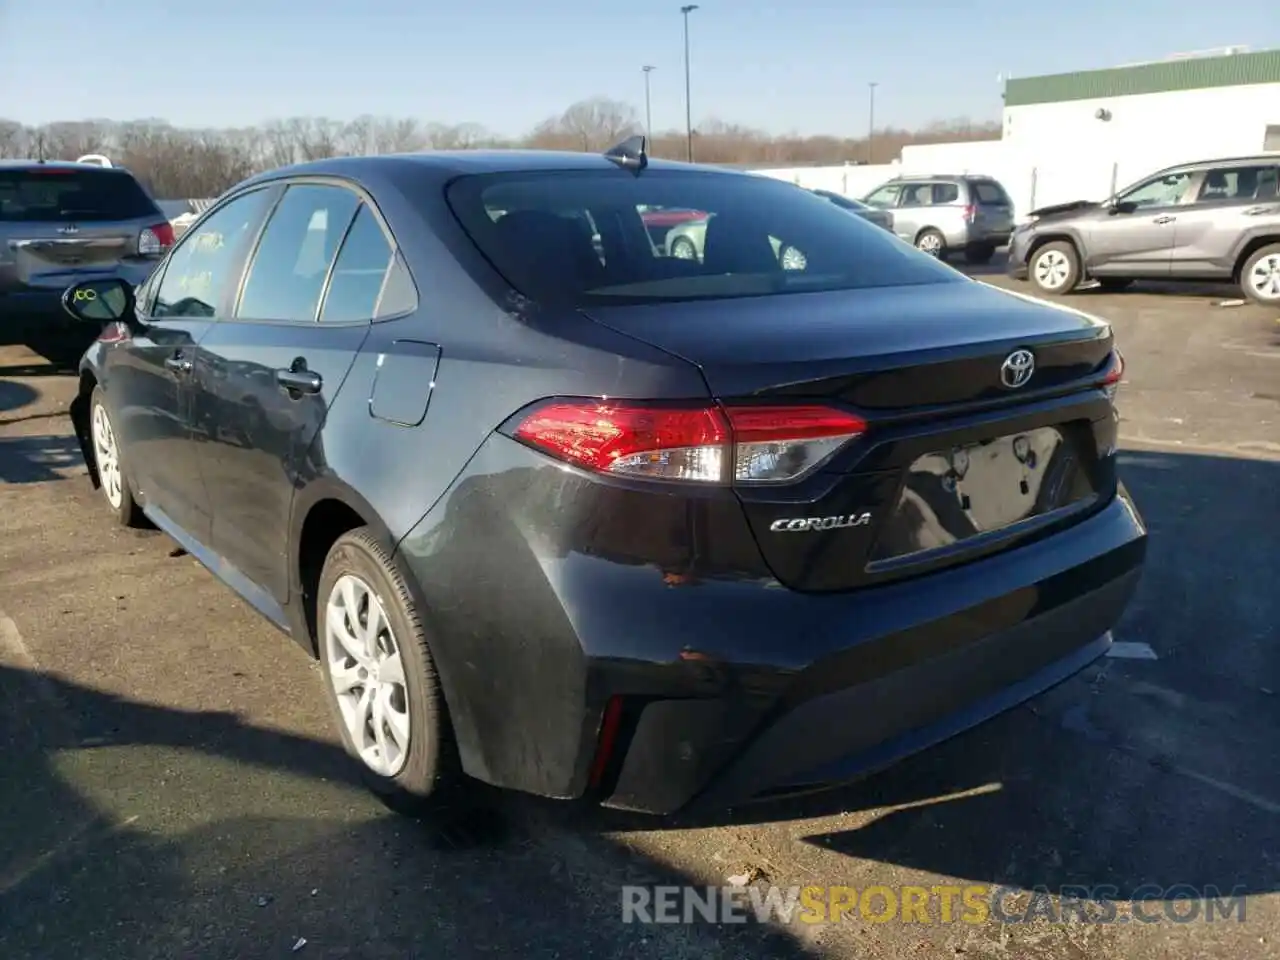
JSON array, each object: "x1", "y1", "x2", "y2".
[
  {"x1": 860, "y1": 174, "x2": 1015, "y2": 264},
  {"x1": 1, "y1": 160, "x2": 173, "y2": 345},
  {"x1": 1007, "y1": 155, "x2": 1280, "y2": 305}
]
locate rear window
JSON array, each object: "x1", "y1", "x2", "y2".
[
  {"x1": 970, "y1": 180, "x2": 1011, "y2": 205},
  {"x1": 445, "y1": 170, "x2": 958, "y2": 306},
  {"x1": 0, "y1": 168, "x2": 159, "y2": 223}
]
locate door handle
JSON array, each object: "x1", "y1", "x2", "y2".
[
  {"x1": 164, "y1": 353, "x2": 193, "y2": 374},
  {"x1": 1243, "y1": 205, "x2": 1276, "y2": 216},
  {"x1": 275, "y1": 367, "x2": 323, "y2": 395},
  {"x1": 1152, "y1": 215, "x2": 1176, "y2": 225}
]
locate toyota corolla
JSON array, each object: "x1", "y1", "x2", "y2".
[{"x1": 60, "y1": 140, "x2": 1146, "y2": 817}]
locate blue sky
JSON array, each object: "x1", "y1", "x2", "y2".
[{"x1": 2, "y1": 0, "x2": 1277, "y2": 136}]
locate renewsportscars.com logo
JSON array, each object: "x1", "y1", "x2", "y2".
[{"x1": 621, "y1": 884, "x2": 1250, "y2": 926}]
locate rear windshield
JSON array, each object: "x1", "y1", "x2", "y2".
[
  {"x1": 0, "y1": 168, "x2": 159, "y2": 223},
  {"x1": 445, "y1": 169, "x2": 959, "y2": 306},
  {"x1": 970, "y1": 180, "x2": 1011, "y2": 205}
]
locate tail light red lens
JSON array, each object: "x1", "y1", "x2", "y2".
[
  {"x1": 511, "y1": 400, "x2": 866, "y2": 484},
  {"x1": 1101, "y1": 349, "x2": 1125, "y2": 399},
  {"x1": 138, "y1": 221, "x2": 175, "y2": 256},
  {"x1": 962, "y1": 204, "x2": 977, "y2": 224}
]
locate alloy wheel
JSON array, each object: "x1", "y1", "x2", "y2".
[
  {"x1": 1034, "y1": 249, "x2": 1071, "y2": 290},
  {"x1": 90, "y1": 401, "x2": 124, "y2": 510},
  {"x1": 1247, "y1": 253, "x2": 1280, "y2": 301},
  {"x1": 324, "y1": 573, "x2": 412, "y2": 777}
]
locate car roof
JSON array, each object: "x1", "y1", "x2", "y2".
[
  {"x1": 1159, "y1": 154, "x2": 1280, "y2": 174},
  {"x1": 888, "y1": 173, "x2": 997, "y2": 182},
  {"x1": 235, "y1": 150, "x2": 756, "y2": 192},
  {"x1": 0, "y1": 159, "x2": 140, "y2": 172}
]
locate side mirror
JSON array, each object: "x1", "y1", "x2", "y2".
[
  {"x1": 61, "y1": 278, "x2": 136, "y2": 324},
  {"x1": 1110, "y1": 200, "x2": 1138, "y2": 216}
]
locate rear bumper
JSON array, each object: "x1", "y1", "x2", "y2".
[
  {"x1": 397, "y1": 430, "x2": 1147, "y2": 815},
  {"x1": 604, "y1": 492, "x2": 1144, "y2": 814}
]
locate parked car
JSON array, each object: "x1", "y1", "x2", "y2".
[
  {"x1": 860, "y1": 174, "x2": 1015, "y2": 263},
  {"x1": 0, "y1": 160, "x2": 174, "y2": 348},
  {"x1": 59, "y1": 144, "x2": 1145, "y2": 819},
  {"x1": 1007, "y1": 155, "x2": 1280, "y2": 304},
  {"x1": 809, "y1": 189, "x2": 895, "y2": 231}
]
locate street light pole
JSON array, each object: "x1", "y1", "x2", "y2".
[
  {"x1": 642, "y1": 65, "x2": 656, "y2": 142},
  {"x1": 680, "y1": 5, "x2": 699, "y2": 162},
  {"x1": 867, "y1": 82, "x2": 878, "y2": 164}
]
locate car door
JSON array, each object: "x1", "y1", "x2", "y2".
[
  {"x1": 889, "y1": 182, "x2": 934, "y2": 243},
  {"x1": 100, "y1": 187, "x2": 274, "y2": 544},
  {"x1": 1168, "y1": 165, "x2": 1280, "y2": 275},
  {"x1": 1085, "y1": 169, "x2": 1194, "y2": 275},
  {"x1": 192, "y1": 181, "x2": 402, "y2": 605}
]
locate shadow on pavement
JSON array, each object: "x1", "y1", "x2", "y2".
[
  {"x1": 0, "y1": 380, "x2": 39, "y2": 416},
  {"x1": 0, "y1": 665, "x2": 817, "y2": 960},
  {"x1": 962, "y1": 252, "x2": 1256, "y2": 303},
  {"x1": 0, "y1": 436, "x2": 82, "y2": 483}
]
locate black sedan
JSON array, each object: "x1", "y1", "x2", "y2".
[{"x1": 60, "y1": 141, "x2": 1146, "y2": 817}]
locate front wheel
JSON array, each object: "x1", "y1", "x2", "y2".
[
  {"x1": 915, "y1": 229, "x2": 946, "y2": 259},
  {"x1": 669, "y1": 236, "x2": 698, "y2": 261},
  {"x1": 1029, "y1": 241, "x2": 1082, "y2": 295},
  {"x1": 1241, "y1": 243, "x2": 1280, "y2": 305},
  {"x1": 317, "y1": 528, "x2": 463, "y2": 817},
  {"x1": 88, "y1": 387, "x2": 145, "y2": 527}
]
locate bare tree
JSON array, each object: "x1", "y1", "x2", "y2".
[{"x1": 0, "y1": 104, "x2": 1000, "y2": 199}]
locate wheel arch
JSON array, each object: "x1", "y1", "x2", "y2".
[
  {"x1": 71, "y1": 368, "x2": 101, "y2": 489},
  {"x1": 1026, "y1": 231, "x2": 1085, "y2": 268},
  {"x1": 1231, "y1": 233, "x2": 1280, "y2": 282}
]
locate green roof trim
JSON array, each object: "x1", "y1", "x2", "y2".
[{"x1": 1005, "y1": 48, "x2": 1280, "y2": 106}]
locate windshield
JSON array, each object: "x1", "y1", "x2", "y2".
[
  {"x1": 0, "y1": 168, "x2": 159, "y2": 222},
  {"x1": 445, "y1": 169, "x2": 958, "y2": 307}
]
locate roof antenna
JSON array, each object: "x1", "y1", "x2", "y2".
[{"x1": 604, "y1": 134, "x2": 648, "y2": 173}]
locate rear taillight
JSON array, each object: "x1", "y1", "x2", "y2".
[
  {"x1": 510, "y1": 400, "x2": 866, "y2": 484},
  {"x1": 138, "y1": 221, "x2": 175, "y2": 256},
  {"x1": 962, "y1": 204, "x2": 978, "y2": 224},
  {"x1": 1101, "y1": 350, "x2": 1125, "y2": 400}
]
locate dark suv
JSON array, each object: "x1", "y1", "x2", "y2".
[
  {"x1": 1007, "y1": 155, "x2": 1280, "y2": 304},
  {"x1": 0, "y1": 160, "x2": 174, "y2": 347}
]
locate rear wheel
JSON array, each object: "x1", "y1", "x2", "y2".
[
  {"x1": 88, "y1": 387, "x2": 145, "y2": 528},
  {"x1": 317, "y1": 528, "x2": 463, "y2": 817},
  {"x1": 915, "y1": 228, "x2": 946, "y2": 259},
  {"x1": 669, "y1": 236, "x2": 698, "y2": 260},
  {"x1": 1240, "y1": 243, "x2": 1280, "y2": 305},
  {"x1": 1029, "y1": 241, "x2": 1081, "y2": 295}
]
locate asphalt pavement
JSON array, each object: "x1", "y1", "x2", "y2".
[{"x1": 1, "y1": 272, "x2": 1277, "y2": 959}]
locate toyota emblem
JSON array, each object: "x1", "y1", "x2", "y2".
[{"x1": 1000, "y1": 349, "x2": 1035, "y2": 389}]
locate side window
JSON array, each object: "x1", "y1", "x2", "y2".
[
  {"x1": 1196, "y1": 166, "x2": 1276, "y2": 202},
  {"x1": 153, "y1": 190, "x2": 271, "y2": 319},
  {"x1": 932, "y1": 182, "x2": 960, "y2": 204},
  {"x1": 237, "y1": 184, "x2": 360, "y2": 322},
  {"x1": 898, "y1": 184, "x2": 934, "y2": 208},
  {"x1": 319, "y1": 205, "x2": 393, "y2": 323},
  {"x1": 1118, "y1": 171, "x2": 1193, "y2": 209},
  {"x1": 377, "y1": 255, "x2": 419, "y2": 318},
  {"x1": 1258, "y1": 167, "x2": 1280, "y2": 200},
  {"x1": 863, "y1": 184, "x2": 900, "y2": 209}
]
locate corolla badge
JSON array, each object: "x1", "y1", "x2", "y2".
[
  {"x1": 1000, "y1": 349, "x2": 1035, "y2": 389},
  {"x1": 769, "y1": 512, "x2": 872, "y2": 533}
]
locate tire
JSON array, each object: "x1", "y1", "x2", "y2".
[
  {"x1": 317, "y1": 527, "x2": 463, "y2": 817},
  {"x1": 1028, "y1": 241, "x2": 1082, "y2": 295},
  {"x1": 915, "y1": 228, "x2": 947, "y2": 259},
  {"x1": 964, "y1": 244, "x2": 995, "y2": 265},
  {"x1": 88, "y1": 386, "x2": 146, "y2": 528},
  {"x1": 669, "y1": 236, "x2": 698, "y2": 261},
  {"x1": 1240, "y1": 243, "x2": 1280, "y2": 306}
]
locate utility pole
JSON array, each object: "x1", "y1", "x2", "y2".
[
  {"x1": 642, "y1": 65, "x2": 656, "y2": 142},
  {"x1": 867, "y1": 82, "x2": 878, "y2": 164},
  {"x1": 680, "y1": 5, "x2": 699, "y2": 162}
]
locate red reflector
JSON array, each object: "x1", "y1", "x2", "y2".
[
  {"x1": 588, "y1": 696, "x2": 625, "y2": 788},
  {"x1": 513, "y1": 401, "x2": 727, "y2": 474},
  {"x1": 723, "y1": 405, "x2": 867, "y2": 443},
  {"x1": 1102, "y1": 350, "x2": 1124, "y2": 385}
]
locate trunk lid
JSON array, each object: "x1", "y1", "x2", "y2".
[{"x1": 583, "y1": 279, "x2": 1118, "y2": 592}]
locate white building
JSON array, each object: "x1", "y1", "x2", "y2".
[{"x1": 754, "y1": 46, "x2": 1280, "y2": 217}]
